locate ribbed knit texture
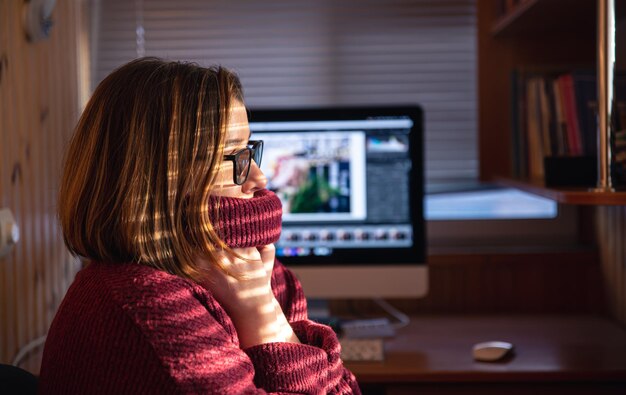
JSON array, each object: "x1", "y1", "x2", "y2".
[
  {"x1": 38, "y1": 261, "x2": 361, "y2": 394},
  {"x1": 38, "y1": 188, "x2": 360, "y2": 394},
  {"x1": 208, "y1": 189, "x2": 283, "y2": 248}
]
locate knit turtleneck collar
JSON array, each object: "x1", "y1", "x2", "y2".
[{"x1": 208, "y1": 189, "x2": 282, "y2": 248}]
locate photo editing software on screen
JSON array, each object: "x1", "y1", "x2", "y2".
[{"x1": 249, "y1": 106, "x2": 424, "y2": 265}]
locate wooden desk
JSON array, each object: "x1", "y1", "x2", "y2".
[{"x1": 344, "y1": 315, "x2": 626, "y2": 395}]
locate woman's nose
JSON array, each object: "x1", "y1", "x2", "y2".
[{"x1": 241, "y1": 161, "x2": 267, "y2": 194}]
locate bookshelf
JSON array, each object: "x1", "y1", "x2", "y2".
[
  {"x1": 496, "y1": 177, "x2": 626, "y2": 205},
  {"x1": 491, "y1": 0, "x2": 597, "y2": 37},
  {"x1": 478, "y1": 0, "x2": 626, "y2": 205}
]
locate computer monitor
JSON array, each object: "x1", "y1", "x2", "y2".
[{"x1": 249, "y1": 106, "x2": 428, "y2": 298}]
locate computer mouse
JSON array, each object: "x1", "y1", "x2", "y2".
[{"x1": 472, "y1": 341, "x2": 514, "y2": 362}]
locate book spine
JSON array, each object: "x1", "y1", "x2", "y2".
[
  {"x1": 510, "y1": 70, "x2": 521, "y2": 178},
  {"x1": 551, "y1": 78, "x2": 569, "y2": 156},
  {"x1": 571, "y1": 72, "x2": 598, "y2": 157},
  {"x1": 538, "y1": 77, "x2": 554, "y2": 156},
  {"x1": 526, "y1": 77, "x2": 544, "y2": 180},
  {"x1": 559, "y1": 74, "x2": 584, "y2": 155}
]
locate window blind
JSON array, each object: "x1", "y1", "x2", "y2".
[{"x1": 91, "y1": 0, "x2": 477, "y2": 189}]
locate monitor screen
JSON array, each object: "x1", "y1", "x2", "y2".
[{"x1": 249, "y1": 106, "x2": 425, "y2": 268}]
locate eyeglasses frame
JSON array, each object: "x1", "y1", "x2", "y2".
[{"x1": 223, "y1": 140, "x2": 264, "y2": 185}]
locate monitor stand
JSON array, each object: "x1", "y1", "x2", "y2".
[{"x1": 293, "y1": 265, "x2": 429, "y2": 298}]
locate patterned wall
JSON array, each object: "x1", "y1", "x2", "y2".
[{"x1": 0, "y1": 0, "x2": 85, "y2": 373}]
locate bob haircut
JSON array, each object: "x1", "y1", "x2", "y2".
[{"x1": 59, "y1": 57, "x2": 244, "y2": 281}]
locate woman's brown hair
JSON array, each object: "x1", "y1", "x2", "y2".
[{"x1": 59, "y1": 57, "x2": 244, "y2": 281}]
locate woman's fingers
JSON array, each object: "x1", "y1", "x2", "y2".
[{"x1": 257, "y1": 244, "x2": 276, "y2": 274}]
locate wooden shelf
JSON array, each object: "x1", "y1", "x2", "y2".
[
  {"x1": 491, "y1": 0, "x2": 604, "y2": 38},
  {"x1": 496, "y1": 177, "x2": 626, "y2": 205},
  {"x1": 491, "y1": 0, "x2": 594, "y2": 37},
  {"x1": 491, "y1": 0, "x2": 539, "y2": 36},
  {"x1": 492, "y1": 0, "x2": 626, "y2": 37}
]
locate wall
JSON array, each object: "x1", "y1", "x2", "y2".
[
  {"x1": 596, "y1": 207, "x2": 626, "y2": 326},
  {"x1": 0, "y1": 0, "x2": 85, "y2": 373},
  {"x1": 331, "y1": 248, "x2": 605, "y2": 316}
]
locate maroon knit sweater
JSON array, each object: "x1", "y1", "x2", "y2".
[{"x1": 39, "y1": 191, "x2": 361, "y2": 394}]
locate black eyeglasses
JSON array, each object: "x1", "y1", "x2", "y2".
[{"x1": 223, "y1": 140, "x2": 264, "y2": 185}]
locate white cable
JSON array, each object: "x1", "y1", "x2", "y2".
[
  {"x1": 135, "y1": 0, "x2": 145, "y2": 58},
  {"x1": 11, "y1": 335, "x2": 46, "y2": 367},
  {"x1": 373, "y1": 297, "x2": 410, "y2": 329}
]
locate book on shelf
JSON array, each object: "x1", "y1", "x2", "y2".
[
  {"x1": 525, "y1": 76, "x2": 545, "y2": 180},
  {"x1": 613, "y1": 103, "x2": 626, "y2": 184},
  {"x1": 557, "y1": 73, "x2": 584, "y2": 156},
  {"x1": 510, "y1": 69, "x2": 526, "y2": 179},
  {"x1": 510, "y1": 68, "x2": 626, "y2": 186}
]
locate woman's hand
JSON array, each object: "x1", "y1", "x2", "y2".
[{"x1": 197, "y1": 244, "x2": 300, "y2": 348}]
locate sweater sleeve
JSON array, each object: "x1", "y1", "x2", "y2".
[
  {"x1": 109, "y1": 270, "x2": 267, "y2": 394},
  {"x1": 116, "y1": 267, "x2": 359, "y2": 394},
  {"x1": 270, "y1": 260, "x2": 362, "y2": 394}
]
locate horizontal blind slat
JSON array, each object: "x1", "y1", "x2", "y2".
[{"x1": 93, "y1": 0, "x2": 477, "y2": 186}]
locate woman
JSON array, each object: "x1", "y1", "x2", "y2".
[{"x1": 39, "y1": 57, "x2": 361, "y2": 394}]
